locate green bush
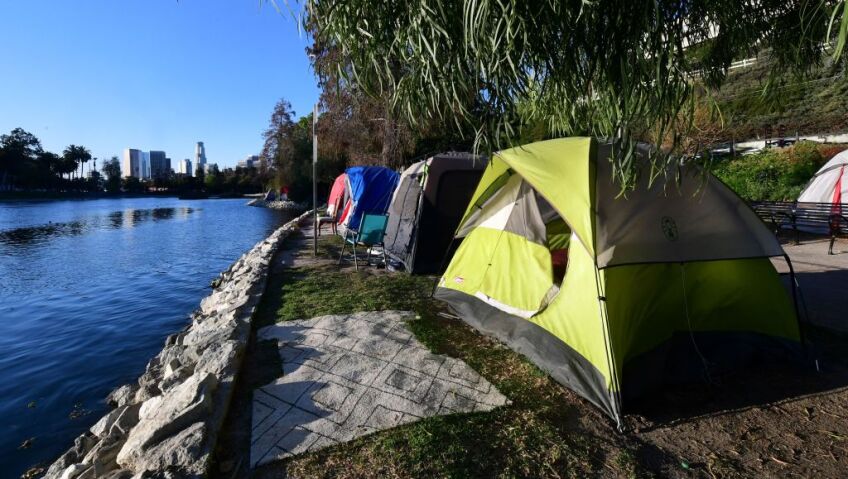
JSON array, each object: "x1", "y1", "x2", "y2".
[{"x1": 712, "y1": 141, "x2": 833, "y2": 201}]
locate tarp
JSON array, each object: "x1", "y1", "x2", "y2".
[
  {"x1": 798, "y1": 149, "x2": 848, "y2": 203},
  {"x1": 341, "y1": 166, "x2": 400, "y2": 231}
]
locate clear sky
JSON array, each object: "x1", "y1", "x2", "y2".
[{"x1": 0, "y1": 0, "x2": 318, "y2": 169}]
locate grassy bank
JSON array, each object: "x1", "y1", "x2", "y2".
[
  {"x1": 258, "y1": 264, "x2": 629, "y2": 477},
  {"x1": 711, "y1": 56, "x2": 848, "y2": 140},
  {"x1": 218, "y1": 233, "x2": 641, "y2": 478}
]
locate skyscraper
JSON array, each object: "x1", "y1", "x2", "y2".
[
  {"x1": 238, "y1": 155, "x2": 260, "y2": 169},
  {"x1": 149, "y1": 151, "x2": 170, "y2": 179},
  {"x1": 195, "y1": 142, "x2": 206, "y2": 171},
  {"x1": 122, "y1": 149, "x2": 143, "y2": 178},
  {"x1": 178, "y1": 158, "x2": 192, "y2": 176},
  {"x1": 140, "y1": 151, "x2": 151, "y2": 179}
]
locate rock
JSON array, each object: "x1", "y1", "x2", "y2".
[
  {"x1": 134, "y1": 382, "x2": 161, "y2": 404},
  {"x1": 101, "y1": 470, "x2": 134, "y2": 479},
  {"x1": 92, "y1": 403, "x2": 141, "y2": 438},
  {"x1": 21, "y1": 466, "x2": 45, "y2": 479},
  {"x1": 194, "y1": 341, "x2": 240, "y2": 380},
  {"x1": 91, "y1": 407, "x2": 124, "y2": 438},
  {"x1": 116, "y1": 373, "x2": 217, "y2": 471},
  {"x1": 132, "y1": 421, "x2": 208, "y2": 475},
  {"x1": 43, "y1": 433, "x2": 98, "y2": 478},
  {"x1": 111, "y1": 403, "x2": 142, "y2": 435},
  {"x1": 81, "y1": 430, "x2": 126, "y2": 476},
  {"x1": 107, "y1": 384, "x2": 138, "y2": 408},
  {"x1": 75, "y1": 466, "x2": 97, "y2": 479},
  {"x1": 164, "y1": 332, "x2": 183, "y2": 347},
  {"x1": 58, "y1": 464, "x2": 87, "y2": 479},
  {"x1": 182, "y1": 322, "x2": 238, "y2": 350},
  {"x1": 163, "y1": 359, "x2": 181, "y2": 380}
]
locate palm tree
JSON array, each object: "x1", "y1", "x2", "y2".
[{"x1": 62, "y1": 144, "x2": 91, "y2": 183}]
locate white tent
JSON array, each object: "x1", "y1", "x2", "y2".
[{"x1": 798, "y1": 150, "x2": 848, "y2": 203}]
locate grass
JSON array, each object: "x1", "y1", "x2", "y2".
[
  {"x1": 241, "y1": 231, "x2": 848, "y2": 479},
  {"x1": 252, "y1": 232, "x2": 644, "y2": 478}
]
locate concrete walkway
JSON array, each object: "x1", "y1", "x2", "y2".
[
  {"x1": 772, "y1": 238, "x2": 848, "y2": 333},
  {"x1": 250, "y1": 311, "x2": 508, "y2": 467}
]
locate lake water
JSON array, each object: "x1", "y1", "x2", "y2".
[{"x1": 0, "y1": 197, "x2": 293, "y2": 476}]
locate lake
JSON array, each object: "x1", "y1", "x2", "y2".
[{"x1": 0, "y1": 197, "x2": 293, "y2": 476}]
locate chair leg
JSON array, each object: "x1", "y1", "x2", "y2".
[
  {"x1": 338, "y1": 237, "x2": 346, "y2": 265},
  {"x1": 829, "y1": 235, "x2": 836, "y2": 255},
  {"x1": 382, "y1": 243, "x2": 388, "y2": 268},
  {"x1": 352, "y1": 242, "x2": 358, "y2": 271}
]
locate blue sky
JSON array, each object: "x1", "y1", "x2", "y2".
[{"x1": 0, "y1": 1, "x2": 318, "y2": 169}]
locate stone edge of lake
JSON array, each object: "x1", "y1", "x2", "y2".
[{"x1": 39, "y1": 209, "x2": 313, "y2": 479}]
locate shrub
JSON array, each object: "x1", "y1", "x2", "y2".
[{"x1": 711, "y1": 141, "x2": 842, "y2": 201}]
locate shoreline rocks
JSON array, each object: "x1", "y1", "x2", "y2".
[
  {"x1": 41, "y1": 210, "x2": 312, "y2": 479},
  {"x1": 246, "y1": 199, "x2": 308, "y2": 212}
]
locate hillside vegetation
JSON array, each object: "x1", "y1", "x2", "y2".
[
  {"x1": 712, "y1": 141, "x2": 847, "y2": 201},
  {"x1": 712, "y1": 57, "x2": 848, "y2": 141}
]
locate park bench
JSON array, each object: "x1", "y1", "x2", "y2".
[{"x1": 751, "y1": 201, "x2": 848, "y2": 255}]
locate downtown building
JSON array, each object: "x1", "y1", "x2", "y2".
[
  {"x1": 122, "y1": 148, "x2": 172, "y2": 179},
  {"x1": 149, "y1": 151, "x2": 171, "y2": 179},
  {"x1": 178, "y1": 158, "x2": 193, "y2": 176},
  {"x1": 195, "y1": 142, "x2": 206, "y2": 173},
  {"x1": 122, "y1": 149, "x2": 149, "y2": 179},
  {"x1": 237, "y1": 155, "x2": 260, "y2": 169}
]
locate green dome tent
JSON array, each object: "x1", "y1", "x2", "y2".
[{"x1": 435, "y1": 138, "x2": 803, "y2": 426}]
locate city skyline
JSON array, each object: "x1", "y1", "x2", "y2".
[
  {"x1": 120, "y1": 142, "x2": 257, "y2": 178},
  {"x1": 0, "y1": 1, "x2": 319, "y2": 169}
]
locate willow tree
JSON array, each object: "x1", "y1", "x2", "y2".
[{"x1": 292, "y1": 0, "x2": 846, "y2": 188}]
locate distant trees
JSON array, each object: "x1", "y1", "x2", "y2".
[
  {"x1": 306, "y1": 24, "x2": 470, "y2": 170},
  {"x1": 260, "y1": 99, "x2": 346, "y2": 202},
  {"x1": 63, "y1": 145, "x2": 92, "y2": 180},
  {"x1": 0, "y1": 127, "x2": 270, "y2": 197},
  {"x1": 0, "y1": 128, "x2": 43, "y2": 190},
  {"x1": 102, "y1": 156, "x2": 122, "y2": 193},
  {"x1": 0, "y1": 128, "x2": 101, "y2": 192}
]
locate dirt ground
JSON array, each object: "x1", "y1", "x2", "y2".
[
  {"x1": 214, "y1": 223, "x2": 848, "y2": 478},
  {"x1": 628, "y1": 324, "x2": 848, "y2": 478}
]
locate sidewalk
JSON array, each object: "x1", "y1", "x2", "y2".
[{"x1": 773, "y1": 237, "x2": 848, "y2": 332}]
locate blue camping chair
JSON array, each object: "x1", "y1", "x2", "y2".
[{"x1": 338, "y1": 213, "x2": 389, "y2": 271}]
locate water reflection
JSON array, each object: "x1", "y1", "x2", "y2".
[{"x1": 0, "y1": 207, "x2": 195, "y2": 247}]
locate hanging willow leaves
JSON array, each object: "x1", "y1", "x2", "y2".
[{"x1": 277, "y1": 0, "x2": 843, "y2": 189}]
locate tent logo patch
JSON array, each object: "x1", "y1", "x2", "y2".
[
  {"x1": 454, "y1": 276, "x2": 464, "y2": 284},
  {"x1": 661, "y1": 216, "x2": 679, "y2": 242}
]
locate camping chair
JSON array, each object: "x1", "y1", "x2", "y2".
[
  {"x1": 317, "y1": 208, "x2": 338, "y2": 236},
  {"x1": 338, "y1": 213, "x2": 389, "y2": 271},
  {"x1": 317, "y1": 216, "x2": 336, "y2": 236}
]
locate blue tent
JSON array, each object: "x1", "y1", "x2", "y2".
[{"x1": 340, "y1": 166, "x2": 400, "y2": 230}]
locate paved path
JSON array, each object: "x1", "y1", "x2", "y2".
[
  {"x1": 250, "y1": 311, "x2": 508, "y2": 467},
  {"x1": 772, "y1": 238, "x2": 848, "y2": 333}
]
